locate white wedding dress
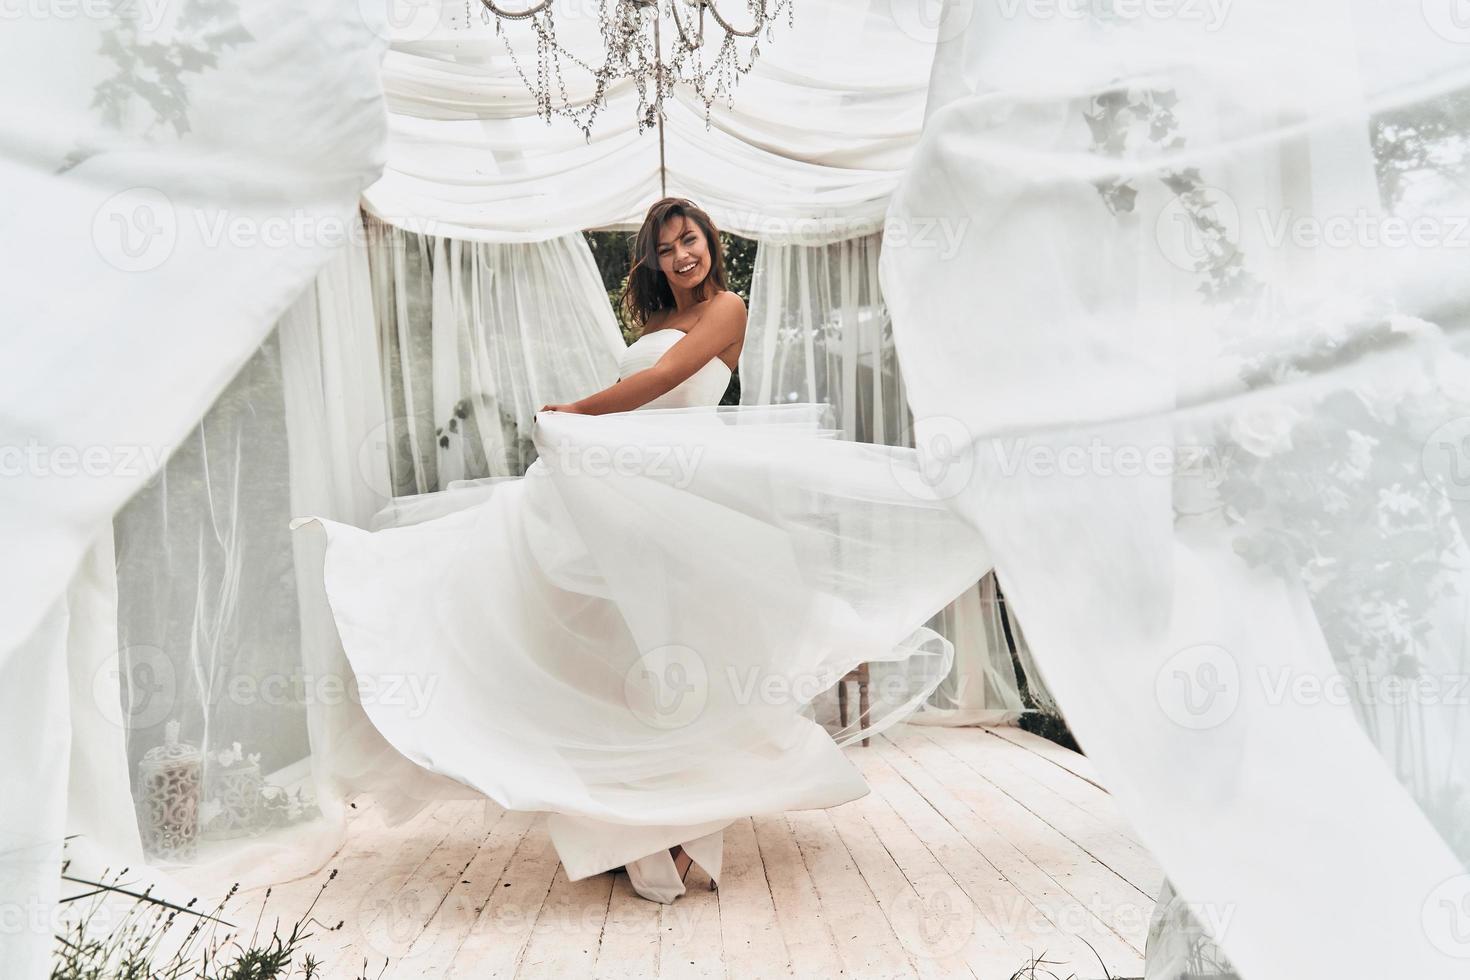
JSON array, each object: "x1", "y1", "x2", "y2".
[{"x1": 290, "y1": 328, "x2": 990, "y2": 902}]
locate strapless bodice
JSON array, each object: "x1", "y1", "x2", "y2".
[{"x1": 620, "y1": 329, "x2": 732, "y2": 410}]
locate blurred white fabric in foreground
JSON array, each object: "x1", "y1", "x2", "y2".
[
  {"x1": 0, "y1": 1, "x2": 388, "y2": 974},
  {"x1": 883, "y1": 1, "x2": 1470, "y2": 977}
]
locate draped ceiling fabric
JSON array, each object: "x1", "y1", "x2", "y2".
[
  {"x1": 0, "y1": 2, "x2": 387, "y2": 976},
  {"x1": 884, "y1": 1, "x2": 1470, "y2": 978},
  {"x1": 363, "y1": 0, "x2": 943, "y2": 243}
]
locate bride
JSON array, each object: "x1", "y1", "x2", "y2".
[{"x1": 290, "y1": 197, "x2": 990, "y2": 904}]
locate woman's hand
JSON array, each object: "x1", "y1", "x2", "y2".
[{"x1": 537, "y1": 403, "x2": 585, "y2": 416}]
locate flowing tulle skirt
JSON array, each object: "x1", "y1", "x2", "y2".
[{"x1": 290, "y1": 404, "x2": 990, "y2": 886}]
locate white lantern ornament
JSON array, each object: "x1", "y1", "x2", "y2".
[
  {"x1": 135, "y1": 719, "x2": 202, "y2": 861},
  {"x1": 202, "y1": 740, "x2": 263, "y2": 840}
]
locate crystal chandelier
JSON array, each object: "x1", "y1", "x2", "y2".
[{"x1": 475, "y1": 0, "x2": 794, "y2": 140}]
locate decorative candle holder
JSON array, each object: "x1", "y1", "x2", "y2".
[
  {"x1": 202, "y1": 741, "x2": 263, "y2": 840},
  {"x1": 259, "y1": 783, "x2": 322, "y2": 828},
  {"x1": 136, "y1": 720, "x2": 201, "y2": 862}
]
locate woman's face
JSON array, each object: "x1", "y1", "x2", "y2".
[{"x1": 655, "y1": 214, "x2": 710, "y2": 291}]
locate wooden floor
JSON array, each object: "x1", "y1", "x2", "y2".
[{"x1": 236, "y1": 725, "x2": 1161, "y2": 979}]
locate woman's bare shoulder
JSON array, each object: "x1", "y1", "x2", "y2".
[
  {"x1": 713, "y1": 288, "x2": 746, "y2": 312},
  {"x1": 706, "y1": 289, "x2": 746, "y2": 326},
  {"x1": 642, "y1": 308, "x2": 672, "y2": 332}
]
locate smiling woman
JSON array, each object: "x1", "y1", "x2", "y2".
[{"x1": 541, "y1": 199, "x2": 747, "y2": 416}]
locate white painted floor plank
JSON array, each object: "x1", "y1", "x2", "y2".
[
  {"x1": 825, "y1": 789, "x2": 978, "y2": 980},
  {"x1": 594, "y1": 869, "x2": 664, "y2": 979},
  {"x1": 658, "y1": 864, "x2": 724, "y2": 980},
  {"x1": 785, "y1": 807, "x2": 918, "y2": 980},
  {"x1": 444, "y1": 816, "x2": 562, "y2": 978},
  {"x1": 750, "y1": 814, "x2": 844, "y2": 979},
  {"x1": 399, "y1": 808, "x2": 537, "y2": 977},
  {"x1": 517, "y1": 864, "x2": 614, "y2": 979},
  {"x1": 313, "y1": 799, "x2": 486, "y2": 978},
  {"x1": 714, "y1": 817, "x2": 792, "y2": 979}
]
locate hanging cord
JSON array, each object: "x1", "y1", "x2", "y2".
[
  {"x1": 658, "y1": 109, "x2": 667, "y2": 197},
  {"x1": 654, "y1": 6, "x2": 667, "y2": 197}
]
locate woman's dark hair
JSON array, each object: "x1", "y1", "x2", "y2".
[{"x1": 620, "y1": 197, "x2": 729, "y2": 334}]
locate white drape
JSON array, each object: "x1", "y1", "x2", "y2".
[
  {"x1": 365, "y1": 219, "x2": 625, "y2": 496},
  {"x1": 364, "y1": 0, "x2": 942, "y2": 243},
  {"x1": 0, "y1": 0, "x2": 387, "y2": 973},
  {"x1": 883, "y1": 1, "x2": 1470, "y2": 977}
]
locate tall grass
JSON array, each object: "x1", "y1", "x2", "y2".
[{"x1": 52, "y1": 857, "x2": 377, "y2": 980}]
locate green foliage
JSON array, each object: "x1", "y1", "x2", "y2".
[
  {"x1": 1370, "y1": 85, "x2": 1470, "y2": 211},
  {"x1": 719, "y1": 231, "x2": 757, "y2": 304}
]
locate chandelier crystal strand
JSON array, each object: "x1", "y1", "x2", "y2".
[{"x1": 478, "y1": 0, "x2": 793, "y2": 139}]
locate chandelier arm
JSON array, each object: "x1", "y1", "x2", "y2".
[
  {"x1": 703, "y1": 0, "x2": 765, "y2": 38},
  {"x1": 480, "y1": 0, "x2": 555, "y2": 20},
  {"x1": 668, "y1": 0, "x2": 705, "y2": 50}
]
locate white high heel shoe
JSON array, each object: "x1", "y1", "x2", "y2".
[{"x1": 623, "y1": 828, "x2": 724, "y2": 904}]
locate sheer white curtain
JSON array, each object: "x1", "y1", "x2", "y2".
[
  {"x1": 0, "y1": 0, "x2": 386, "y2": 973},
  {"x1": 364, "y1": 0, "x2": 941, "y2": 243},
  {"x1": 884, "y1": 1, "x2": 1470, "y2": 977},
  {"x1": 108, "y1": 227, "x2": 457, "y2": 894},
  {"x1": 365, "y1": 218, "x2": 625, "y2": 504},
  {"x1": 742, "y1": 233, "x2": 1029, "y2": 725},
  {"x1": 112, "y1": 328, "x2": 324, "y2": 875},
  {"x1": 743, "y1": 233, "x2": 910, "y2": 443}
]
